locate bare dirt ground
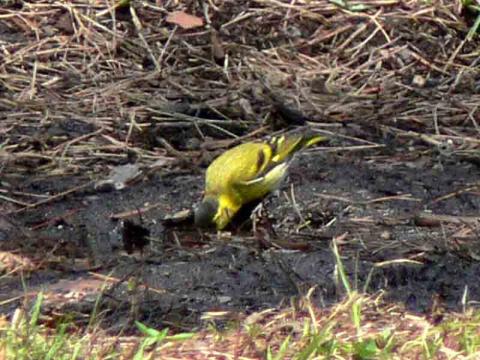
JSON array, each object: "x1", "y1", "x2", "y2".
[{"x1": 1, "y1": 0, "x2": 480, "y2": 336}]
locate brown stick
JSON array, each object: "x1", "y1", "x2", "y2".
[{"x1": 414, "y1": 212, "x2": 480, "y2": 227}]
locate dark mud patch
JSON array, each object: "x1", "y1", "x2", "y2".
[{"x1": 2, "y1": 146, "x2": 479, "y2": 332}]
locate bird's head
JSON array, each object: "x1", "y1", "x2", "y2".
[{"x1": 194, "y1": 197, "x2": 219, "y2": 228}]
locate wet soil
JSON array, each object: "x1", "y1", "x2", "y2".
[
  {"x1": 1, "y1": 0, "x2": 480, "y2": 335},
  {"x1": 2, "y1": 139, "x2": 479, "y2": 332}
]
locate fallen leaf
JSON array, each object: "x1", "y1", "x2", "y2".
[
  {"x1": 166, "y1": 11, "x2": 204, "y2": 29},
  {"x1": 162, "y1": 208, "x2": 193, "y2": 226},
  {"x1": 94, "y1": 163, "x2": 142, "y2": 191}
]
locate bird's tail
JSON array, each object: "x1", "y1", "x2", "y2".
[
  {"x1": 268, "y1": 130, "x2": 327, "y2": 163},
  {"x1": 301, "y1": 133, "x2": 327, "y2": 148}
]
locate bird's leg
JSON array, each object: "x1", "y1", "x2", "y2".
[
  {"x1": 250, "y1": 202, "x2": 272, "y2": 249},
  {"x1": 216, "y1": 230, "x2": 232, "y2": 241},
  {"x1": 250, "y1": 199, "x2": 279, "y2": 248},
  {"x1": 250, "y1": 202, "x2": 264, "y2": 234}
]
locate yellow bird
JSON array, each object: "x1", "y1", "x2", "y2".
[{"x1": 194, "y1": 130, "x2": 326, "y2": 230}]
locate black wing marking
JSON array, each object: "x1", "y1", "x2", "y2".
[{"x1": 256, "y1": 148, "x2": 267, "y2": 173}]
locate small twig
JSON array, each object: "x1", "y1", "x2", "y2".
[
  {"x1": 89, "y1": 271, "x2": 168, "y2": 295},
  {"x1": 0, "y1": 194, "x2": 31, "y2": 207},
  {"x1": 130, "y1": 6, "x2": 161, "y2": 71},
  {"x1": 110, "y1": 202, "x2": 164, "y2": 220},
  {"x1": 288, "y1": 184, "x2": 308, "y2": 230},
  {"x1": 157, "y1": 26, "x2": 177, "y2": 71},
  {"x1": 310, "y1": 144, "x2": 384, "y2": 153},
  {"x1": 430, "y1": 183, "x2": 480, "y2": 205},
  {"x1": 11, "y1": 181, "x2": 95, "y2": 214},
  {"x1": 415, "y1": 212, "x2": 480, "y2": 227}
]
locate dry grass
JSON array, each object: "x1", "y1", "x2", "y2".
[
  {"x1": 1, "y1": 0, "x2": 479, "y2": 184},
  {"x1": 2, "y1": 290, "x2": 480, "y2": 359}
]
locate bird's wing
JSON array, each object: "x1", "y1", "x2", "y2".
[
  {"x1": 205, "y1": 142, "x2": 269, "y2": 194},
  {"x1": 231, "y1": 134, "x2": 314, "y2": 197},
  {"x1": 228, "y1": 142, "x2": 275, "y2": 185},
  {"x1": 236, "y1": 132, "x2": 326, "y2": 184},
  {"x1": 233, "y1": 160, "x2": 289, "y2": 204},
  {"x1": 206, "y1": 133, "x2": 326, "y2": 197},
  {"x1": 266, "y1": 132, "x2": 325, "y2": 163}
]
